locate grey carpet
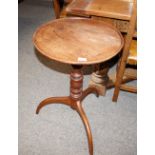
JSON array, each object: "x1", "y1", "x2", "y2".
[{"x1": 18, "y1": 1, "x2": 137, "y2": 155}]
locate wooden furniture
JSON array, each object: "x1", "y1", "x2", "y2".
[
  {"x1": 33, "y1": 18, "x2": 123, "y2": 155},
  {"x1": 66, "y1": 0, "x2": 136, "y2": 96},
  {"x1": 66, "y1": 0, "x2": 134, "y2": 33},
  {"x1": 52, "y1": 0, "x2": 73, "y2": 18},
  {"x1": 112, "y1": 0, "x2": 137, "y2": 102}
]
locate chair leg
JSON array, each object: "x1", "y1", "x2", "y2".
[
  {"x1": 113, "y1": 0, "x2": 137, "y2": 102},
  {"x1": 53, "y1": 0, "x2": 61, "y2": 19},
  {"x1": 112, "y1": 59, "x2": 126, "y2": 102}
]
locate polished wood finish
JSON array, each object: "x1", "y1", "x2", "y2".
[
  {"x1": 120, "y1": 84, "x2": 137, "y2": 93},
  {"x1": 92, "y1": 16, "x2": 135, "y2": 35},
  {"x1": 36, "y1": 65, "x2": 99, "y2": 155},
  {"x1": 66, "y1": 0, "x2": 92, "y2": 17},
  {"x1": 107, "y1": 68, "x2": 137, "y2": 88},
  {"x1": 127, "y1": 39, "x2": 137, "y2": 65},
  {"x1": 67, "y1": 0, "x2": 133, "y2": 20},
  {"x1": 53, "y1": 0, "x2": 61, "y2": 18},
  {"x1": 66, "y1": 0, "x2": 137, "y2": 34},
  {"x1": 33, "y1": 18, "x2": 123, "y2": 155},
  {"x1": 124, "y1": 68, "x2": 137, "y2": 80},
  {"x1": 53, "y1": 0, "x2": 73, "y2": 18},
  {"x1": 112, "y1": 0, "x2": 137, "y2": 101},
  {"x1": 33, "y1": 18, "x2": 123, "y2": 65},
  {"x1": 89, "y1": 62, "x2": 109, "y2": 95}
]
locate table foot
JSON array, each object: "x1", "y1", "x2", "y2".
[
  {"x1": 76, "y1": 101, "x2": 93, "y2": 155},
  {"x1": 36, "y1": 96, "x2": 71, "y2": 114}
]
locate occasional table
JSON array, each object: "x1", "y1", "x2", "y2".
[{"x1": 33, "y1": 18, "x2": 123, "y2": 155}]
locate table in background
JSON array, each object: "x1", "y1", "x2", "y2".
[{"x1": 66, "y1": 0, "x2": 134, "y2": 95}]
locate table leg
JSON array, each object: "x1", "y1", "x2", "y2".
[
  {"x1": 36, "y1": 96, "x2": 71, "y2": 114},
  {"x1": 76, "y1": 101, "x2": 93, "y2": 155},
  {"x1": 36, "y1": 65, "x2": 100, "y2": 155}
]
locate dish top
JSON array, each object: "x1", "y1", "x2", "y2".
[{"x1": 33, "y1": 18, "x2": 124, "y2": 65}]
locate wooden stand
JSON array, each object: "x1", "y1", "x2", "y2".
[
  {"x1": 33, "y1": 18, "x2": 123, "y2": 155},
  {"x1": 36, "y1": 65, "x2": 99, "y2": 155}
]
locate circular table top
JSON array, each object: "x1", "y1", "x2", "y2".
[{"x1": 33, "y1": 18, "x2": 124, "y2": 65}]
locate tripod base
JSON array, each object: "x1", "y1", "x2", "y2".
[
  {"x1": 36, "y1": 87, "x2": 99, "y2": 155},
  {"x1": 36, "y1": 65, "x2": 100, "y2": 155}
]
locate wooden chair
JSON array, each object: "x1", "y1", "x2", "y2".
[
  {"x1": 112, "y1": 0, "x2": 137, "y2": 102},
  {"x1": 52, "y1": 0, "x2": 73, "y2": 18}
]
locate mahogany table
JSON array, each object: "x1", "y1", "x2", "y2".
[{"x1": 33, "y1": 18, "x2": 123, "y2": 155}]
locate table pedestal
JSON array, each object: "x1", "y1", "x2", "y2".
[
  {"x1": 89, "y1": 63, "x2": 109, "y2": 96},
  {"x1": 36, "y1": 65, "x2": 100, "y2": 155},
  {"x1": 89, "y1": 61, "x2": 136, "y2": 97}
]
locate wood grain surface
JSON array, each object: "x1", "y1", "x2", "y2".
[
  {"x1": 33, "y1": 17, "x2": 123, "y2": 65},
  {"x1": 67, "y1": 0, "x2": 133, "y2": 20}
]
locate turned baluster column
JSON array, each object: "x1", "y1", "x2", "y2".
[
  {"x1": 70, "y1": 65, "x2": 83, "y2": 101},
  {"x1": 89, "y1": 63, "x2": 109, "y2": 96}
]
